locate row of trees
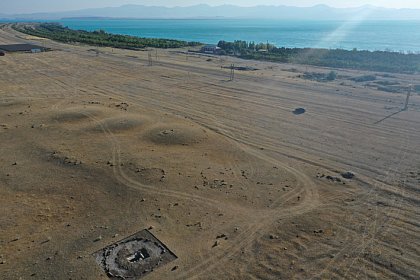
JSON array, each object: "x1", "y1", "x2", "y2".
[
  {"x1": 15, "y1": 23, "x2": 201, "y2": 49},
  {"x1": 217, "y1": 40, "x2": 420, "y2": 74},
  {"x1": 14, "y1": 23, "x2": 420, "y2": 74},
  {"x1": 217, "y1": 40, "x2": 276, "y2": 53}
]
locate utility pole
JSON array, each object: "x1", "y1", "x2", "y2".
[
  {"x1": 230, "y1": 64, "x2": 235, "y2": 81},
  {"x1": 148, "y1": 50, "x2": 153, "y2": 66},
  {"x1": 403, "y1": 84, "x2": 412, "y2": 111}
]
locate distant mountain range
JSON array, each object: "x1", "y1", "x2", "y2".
[{"x1": 2, "y1": 4, "x2": 420, "y2": 20}]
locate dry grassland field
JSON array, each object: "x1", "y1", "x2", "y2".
[{"x1": 0, "y1": 24, "x2": 419, "y2": 279}]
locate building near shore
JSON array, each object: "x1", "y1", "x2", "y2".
[
  {"x1": 200, "y1": 44, "x2": 221, "y2": 54},
  {"x1": 0, "y1": 44, "x2": 46, "y2": 53}
]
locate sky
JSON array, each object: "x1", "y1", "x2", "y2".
[{"x1": 3, "y1": 0, "x2": 420, "y2": 14}]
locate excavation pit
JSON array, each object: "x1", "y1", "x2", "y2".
[{"x1": 93, "y1": 229, "x2": 177, "y2": 279}]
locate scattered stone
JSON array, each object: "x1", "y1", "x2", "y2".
[
  {"x1": 293, "y1": 108, "x2": 306, "y2": 115},
  {"x1": 94, "y1": 235, "x2": 102, "y2": 242},
  {"x1": 269, "y1": 234, "x2": 279, "y2": 240},
  {"x1": 377, "y1": 201, "x2": 388, "y2": 207},
  {"x1": 341, "y1": 171, "x2": 355, "y2": 179},
  {"x1": 41, "y1": 237, "x2": 51, "y2": 244},
  {"x1": 326, "y1": 175, "x2": 342, "y2": 182}
]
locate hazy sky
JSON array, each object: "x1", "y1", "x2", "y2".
[{"x1": 3, "y1": 0, "x2": 420, "y2": 14}]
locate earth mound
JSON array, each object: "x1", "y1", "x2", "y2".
[
  {"x1": 143, "y1": 124, "x2": 208, "y2": 146},
  {"x1": 89, "y1": 116, "x2": 149, "y2": 133},
  {"x1": 53, "y1": 107, "x2": 103, "y2": 123}
]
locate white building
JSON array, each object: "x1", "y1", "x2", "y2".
[{"x1": 200, "y1": 44, "x2": 221, "y2": 54}]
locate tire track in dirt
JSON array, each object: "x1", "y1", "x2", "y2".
[
  {"x1": 312, "y1": 132, "x2": 412, "y2": 279},
  {"x1": 48, "y1": 86, "x2": 319, "y2": 279}
]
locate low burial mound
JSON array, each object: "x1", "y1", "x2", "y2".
[
  {"x1": 143, "y1": 123, "x2": 208, "y2": 146},
  {"x1": 89, "y1": 116, "x2": 150, "y2": 133},
  {"x1": 53, "y1": 107, "x2": 104, "y2": 123}
]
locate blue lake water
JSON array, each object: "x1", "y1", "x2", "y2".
[{"x1": 4, "y1": 19, "x2": 420, "y2": 52}]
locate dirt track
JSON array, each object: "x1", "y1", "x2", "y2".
[{"x1": 1, "y1": 24, "x2": 419, "y2": 279}]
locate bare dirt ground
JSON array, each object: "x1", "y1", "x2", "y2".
[{"x1": 1, "y1": 24, "x2": 419, "y2": 280}]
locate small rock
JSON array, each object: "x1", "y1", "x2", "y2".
[
  {"x1": 341, "y1": 171, "x2": 355, "y2": 179},
  {"x1": 41, "y1": 237, "x2": 51, "y2": 244},
  {"x1": 94, "y1": 235, "x2": 102, "y2": 242},
  {"x1": 293, "y1": 108, "x2": 306, "y2": 115},
  {"x1": 269, "y1": 234, "x2": 279, "y2": 240},
  {"x1": 171, "y1": 265, "x2": 179, "y2": 271},
  {"x1": 212, "y1": 240, "x2": 220, "y2": 247},
  {"x1": 148, "y1": 226, "x2": 154, "y2": 230}
]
